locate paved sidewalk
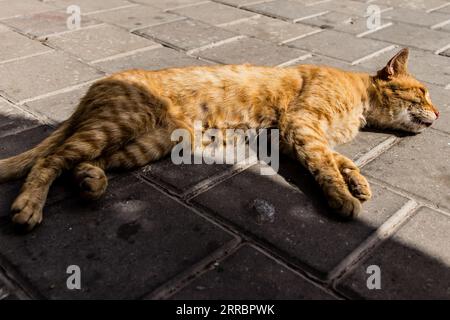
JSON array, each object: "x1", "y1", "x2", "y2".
[{"x1": 0, "y1": 0, "x2": 449, "y2": 299}]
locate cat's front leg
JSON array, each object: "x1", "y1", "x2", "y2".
[
  {"x1": 280, "y1": 122, "x2": 362, "y2": 218},
  {"x1": 333, "y1": 152, "x2": 372, "y2": 202},
  {"x1": 303, "y1": 146, "x2": 362, "y2": 219}
]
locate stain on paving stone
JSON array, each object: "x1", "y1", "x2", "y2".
[
  {"x1": 0, "y1": 175, "x2": 235, "y2": 299},
  {"x1": 337, "y1": 207, "x2": 450, "y2": 299},
  {"x1": 190, "y1": 161, "x2": 409, "y2": 279},
  {"x1": 171, "y1": 244, "x2": 336, "y2": 299}
]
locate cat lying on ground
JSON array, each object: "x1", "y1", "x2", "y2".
[{"x1": 0, "y1": 48, "x2": 439, "y2": 231}]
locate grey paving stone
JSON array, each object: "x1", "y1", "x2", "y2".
[
  {"x1": 357, "y1": 48, "x2": 450, "y2": 87},
  {"x1": 190, "y1": 163, "x2": 409, "y2": 278},
  {"x1": 48, "y1": 0, "x2": 133, "y2": 14},
  {"x1": 427, "y1": 84, "x2": 450, "y2": 134},
  {"x1": 0, "y1": 0, "x2": 55, "y2": 20},
  {"x1": 296, "y1": 53, "x2": 368, "y2": 72},
  {"x1": 214, "y1": 0, "x2": 280, "y2": 8},
  {"x1": 365, "y1": 23, "x2": 450, "y2": 52},
  {"x1": 0, "y1": 30, "x2": 51, "y2": 63},
  {"x1": 223, "y1": 15, "x2": 321, "y2": 43},
  {"x1": 437, "y1": 4, "x2": 450, "y2": 14},
  {"x1": 196, "y1": 37, "x2": 311, "y2": 65},
  {"x1": 314, "y1": 0, "x2": 391, "y2": 17},
  {"x1": 0, "y1": 174, "x2": 236, "y2": 299},
  {"x1": 2, "y1": 10, "x2": 100, "y2": 39},
  {"x1": 47, "y1": 24, "x2": 158, "y2": 62},
  {"x1": 134, "y1": 19, "x2": 238, "y2": 51},
  {"x1": 287, "y1": 30, "x2": 393, "y2": 64},
  {"x1": 299, "y1": 12, "x2": 370, "y2": 35},
  {"x1": 133, "y1": 0, "x2": 206, "y2": 11},
  {"x1": 244, "y1": 0, "x2": 329, "y2": 22},
  {"x1": 371, "y1": 0, "x2": 450, "y2": 11},
  {"x1": 435, "y1": 21, "x2": 450, "y2": 32},
  {"x1": 0, "y1": 98, "x2": 39, "y2": 138},
  {"x1": 170, "y1": 1, "x2": 257, "y2": 26},
  {"x1": 140, "y1": 156, "x2": 232, "y2": 196},
  {"x1": 171, "y1": 245, "x2": 336, "y2": 299},
  {"x1": 88, "y1": 5, "x2": 181, "y2": 31},
  {"x1": 364, "y1": 129, "x2": 450, "y2": 210},
  {"x1": 23, "y1": 85, "x2": 90, "y2": 123},
  {"x1": 335, "y1": 130, "x2": 392, "y2": 162},
  {"x1": 0, "y1": 51, "x2": 103, "y2": 102},
  {"x1": 337, "y1": 207, "x2": 450, "y2": 299},
  {"x1": 94, "y1": 46, "x2": 210, "y2": 74},
  {"x1": 382, "y1": 7, "x2": 450, "y2": 27}
]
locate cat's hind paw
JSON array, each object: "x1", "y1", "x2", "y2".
[{"x1": 11, "y1": 193, "x2": 43, "y2": 231}]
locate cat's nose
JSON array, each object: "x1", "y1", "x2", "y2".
[{"x1": 435, "y1": 110, "x2": 440, "y2": 119}]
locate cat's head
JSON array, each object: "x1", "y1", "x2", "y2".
[{"x1": 368, "y1": 48, "x2": 439, "y2": 133}]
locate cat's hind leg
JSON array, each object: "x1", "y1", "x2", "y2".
[
  {"x1": 333, "y1": 152, "x2": 372, "y2": 202},
  {"x1": 72, "y1": 129, "x2": 173, "y2": 200}
]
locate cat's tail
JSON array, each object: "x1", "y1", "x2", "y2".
[{"x1": 0, "y1": 121, "x2": 72, "y2": 183}]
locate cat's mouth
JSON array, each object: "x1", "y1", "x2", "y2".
[{"x1": 410, "y1": 115, "x2": 433, "y2": 127}]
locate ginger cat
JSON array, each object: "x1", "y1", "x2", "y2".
[{"x1": 0, "y1": 48, "x2": 439, "y2": 231}]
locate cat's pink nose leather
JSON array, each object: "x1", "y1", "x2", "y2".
[{"x1": 435, "y1": 111, "x2": 440, "y2": 119}]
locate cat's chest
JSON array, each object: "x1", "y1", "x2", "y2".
[{"x1": 325, "y1": 106, "x2": 366, "y2": 146}]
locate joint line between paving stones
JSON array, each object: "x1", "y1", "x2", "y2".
[
  {"x1": 90, "y1": 44, "x2": 162, "y2": 64},
  {"x1": 0, "y1": 49, "x2": 54, "y2": 66},
  {"x1": 18, "y1": 78, "x2": 101, "y2": 106},
  {"x1": 133, "y1": 172, "x2": 247, "y2": 239},
  {"x1": 182, "y1": 156, "x2": 259, "y2": 201},
  {"x1": 164, "y1": 0, "x2": 212, "y2": 13},
  {"x1": 216, "y1": 14, "x2": 261, "y2": 27},
  {"x1": 35, "y1": 23, "x2": 108, "y2": 40},
  {"x1": 129, "y1": 16, "x2": 187, "y2": 33},
  {"x1": 280, "y1": 29, "x2": 324, "y2": 45},
  {"x1": 186, "y1": 35, "x2": 247, "y2": 54},
  {"x1": 364, "y1": 173, "x2": 450, "y2": 212},
  {"x1": 355, "y1": 136, "x2": 399, "y2": 168},
  {"x1": 276, "y1": 53, "x2": 313, "y2": 67},
  {"x1": 0, "y1": 255, "x2": 43, "y2": 299},
  {"x1": 293, "y1": 11, "x2": 330, "y2": 23},
  {"x1": 357, "y1": 22, "x2": 393, "y2": 38},
  {"x1": 0, "y1": 92, "x2": 46, "y2": 125},
  {"x1": 145, "y1": 239, "x2": 242, "y2": 299},
  {"x1": 435, "y1": 43, "x2": 450, "y2": 55},
  {"x1": 186, "y1": 199, "x2": 334, "y2": 286},
  {"x1": 82, "y1": 4, "x2": 140, "y2": 16},
  {"x1": 327, "y1": 199, "x2": 419, "y2": 284},
  {"x1": 246, "y1": 243, "x2": 343, "y2": 299},
  {"x1": 427, "y1": 2, "x2": 450, "y2": 13},
  {"x1": 351, "y1": 45, "x2": 397, "y2": 65},
  {"x1": 431, "y1": 18, "x2": 450, "y2": 30}
]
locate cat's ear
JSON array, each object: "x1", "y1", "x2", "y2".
[{"x1": 377, "y1": 48, "x2": 409, "y2": 79}]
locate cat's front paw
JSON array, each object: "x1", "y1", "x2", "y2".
[
  {"x1": 11, "y1": 192, "x2": 43, "y2": 231},
  {"x1": 342, "y1": 169, "x2": 372, "y2": 202},
  {"x1": 327, "y1": 189, "x2": 362, "y2": 219}
]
